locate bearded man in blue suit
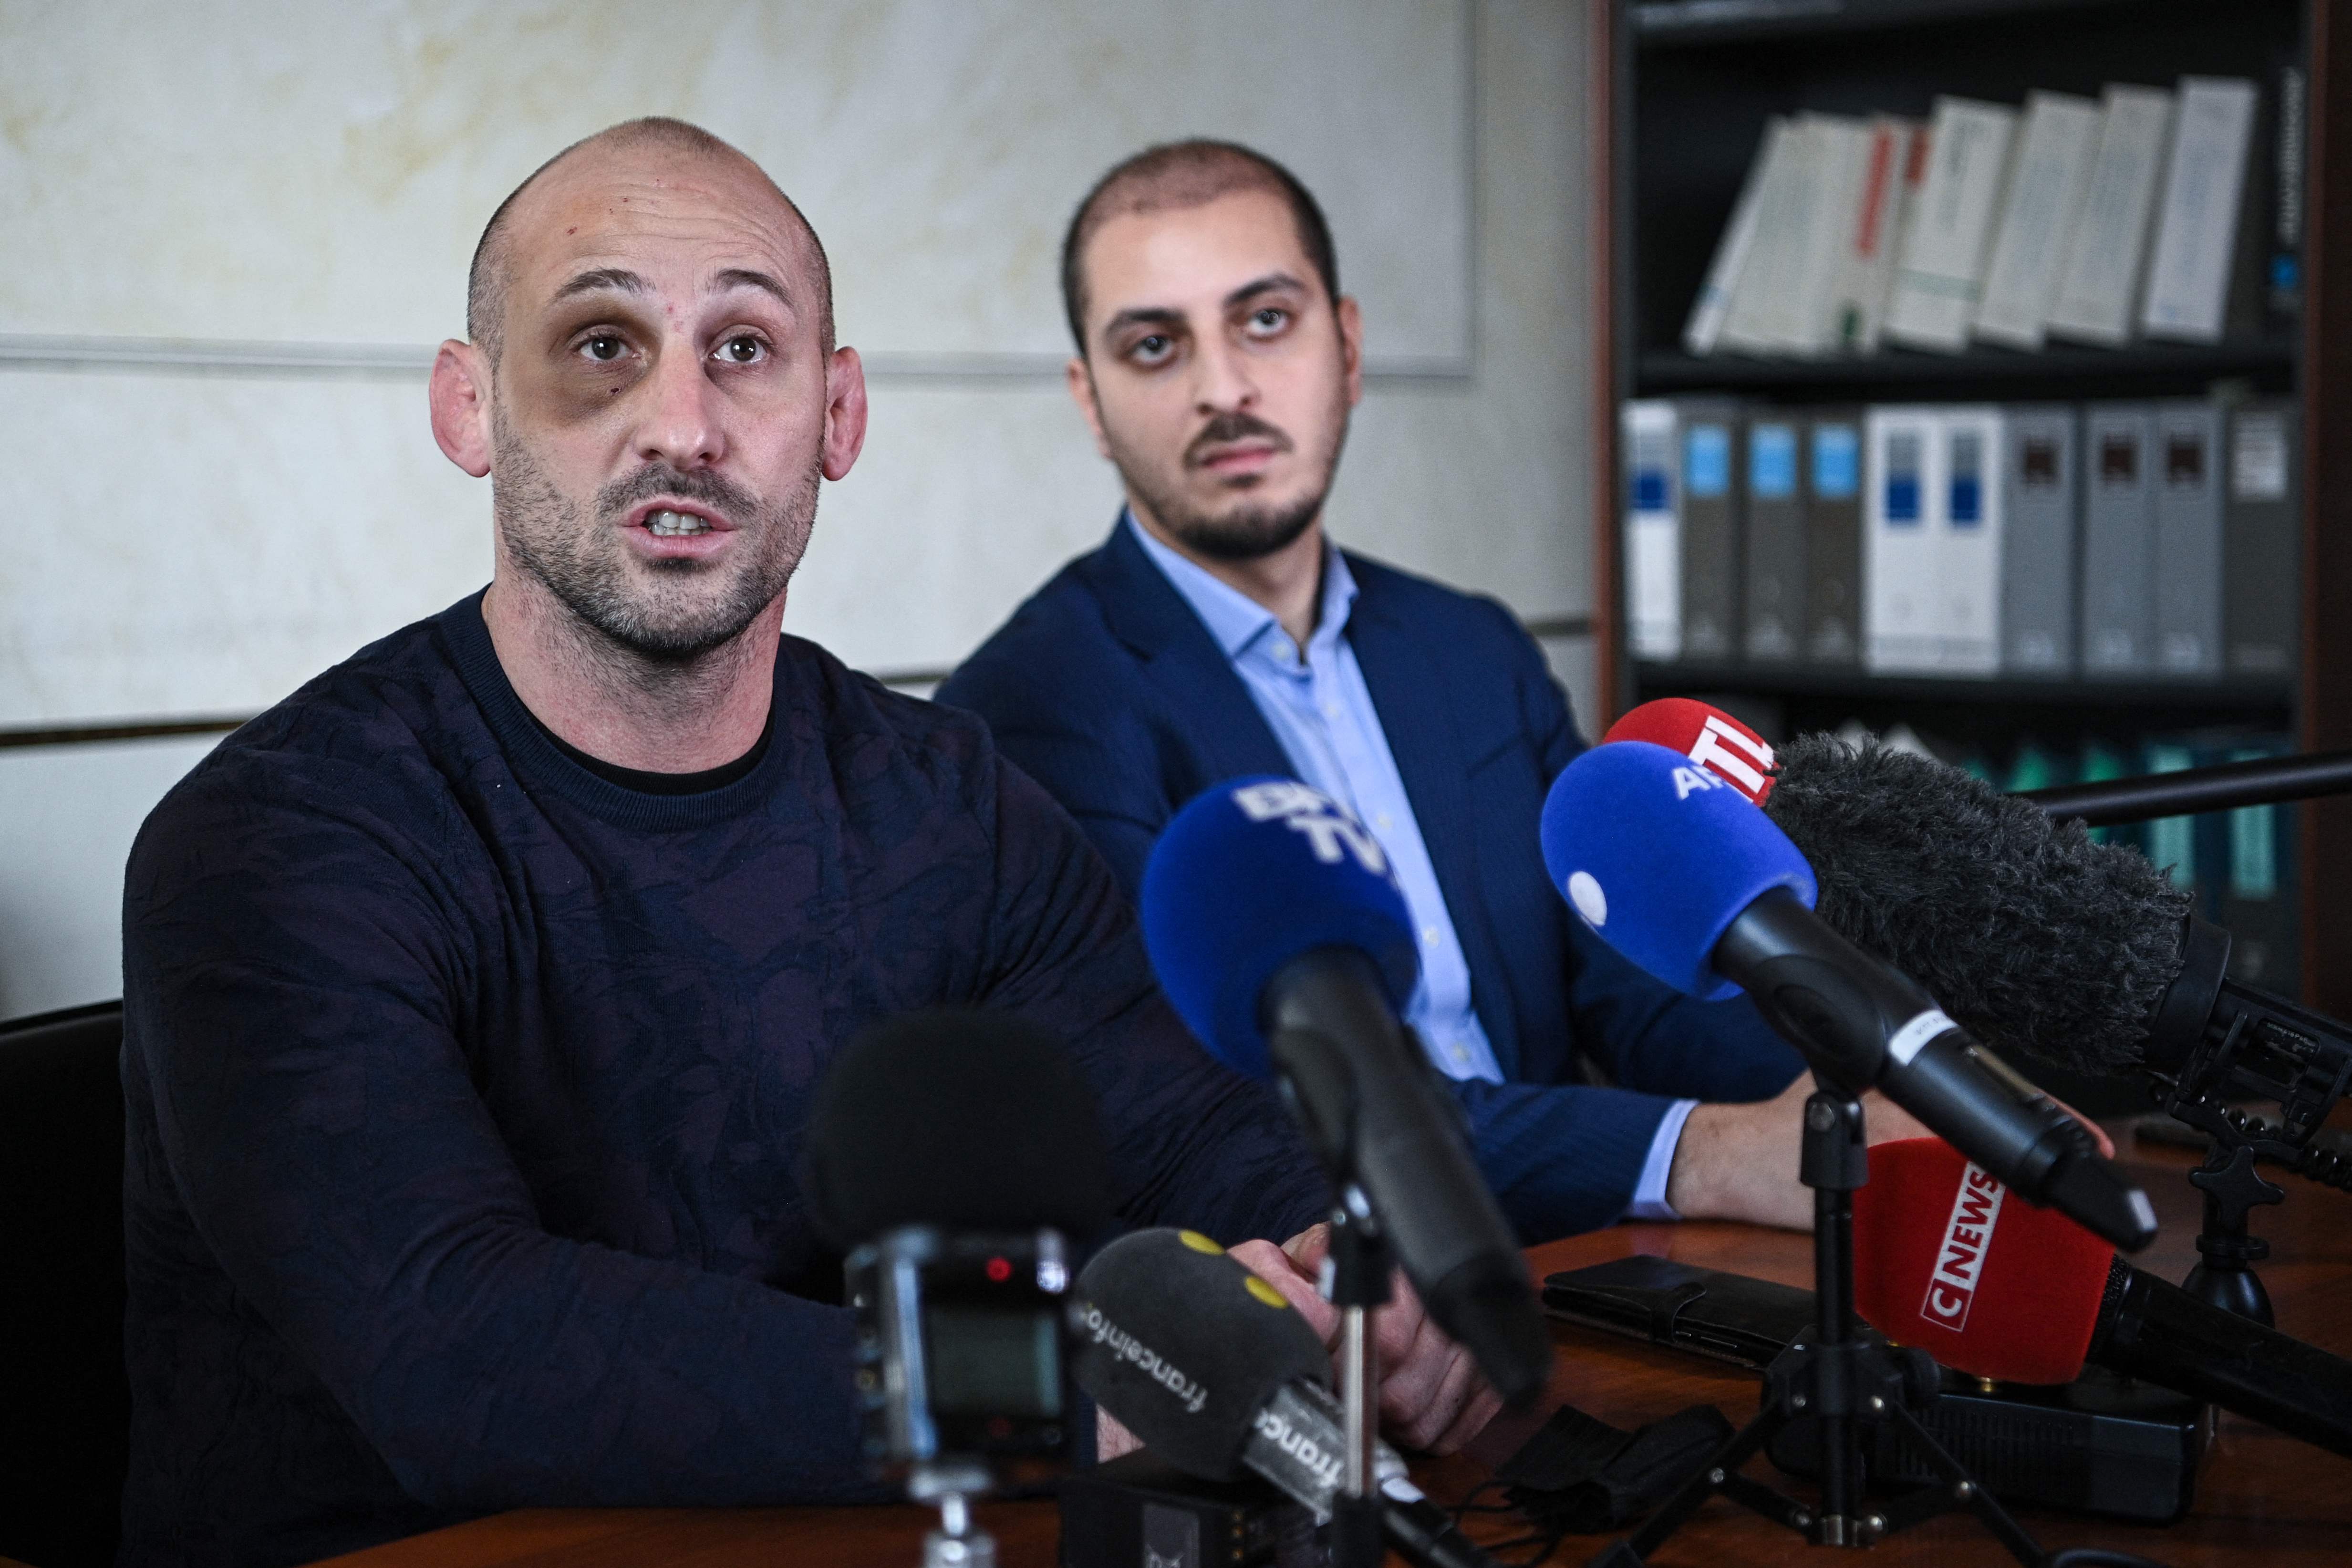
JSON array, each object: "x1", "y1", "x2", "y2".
[{"x1": 939, "y1": 141, "x2": 1931, "y2": 1242}]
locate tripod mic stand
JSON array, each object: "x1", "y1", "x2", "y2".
[{"x1": 1590, "y1": 1080, "x2": 2051, "y2": 1567}]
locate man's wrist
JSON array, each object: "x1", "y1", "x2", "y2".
[
  {"x1": 1625, "y1": 1099, "x2": 1699, "y2": 1222},
  {"x1": 1665, "y1": 1101, "x2": 1735, "y2": 1220}
]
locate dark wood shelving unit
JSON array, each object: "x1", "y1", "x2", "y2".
[
  {"x1": 1634, "y1": 344, "x2": 2297, "y2": 401},
  {"x1": 1587, "y1": 0, "x2": 2352, "y2": 1014},
  {"x1": 1632, "y1": 662, "x2": 2298, "y2": 712}
]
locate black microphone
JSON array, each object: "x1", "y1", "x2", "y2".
[
  {"x1": 1072, "y1": 1228, "x2": 1502, "y2": 1568},
  {"x1": 804, "y1": 1010, "x2": 1115, "y2": 1497},
  {"x1": 1540, "y1": 742, "x2": 2157, "y2": 1252},
  {"x1": 803, "y1": 1007, "x2": 1115, "y2": 1249},
  {"x1": 1761, "y1": 733, "x2": 2352, "y2": 1151},
  {"x1": 1140, "y1": 778, "x2": 1551, "y2": 1407}
]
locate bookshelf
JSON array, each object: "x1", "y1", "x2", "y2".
[{"x1": 1586, "y1": 0, "x2": 2352, "y2": 1016}]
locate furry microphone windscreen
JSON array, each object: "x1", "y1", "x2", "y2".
[{"x1": 1763, "y1": 735, "x2": 2189, "y2": 1075}]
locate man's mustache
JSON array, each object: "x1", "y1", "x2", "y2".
[
  {"x1": 596, "y1": 463, "x2": 765, "y2": 527},
  {"x1": 1185, "y1": 412, "x2": 1294, "y2": 468}
]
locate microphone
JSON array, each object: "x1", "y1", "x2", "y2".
[
  {"x1": 1628, "y1": 699, "x2": 2352, "y2": 1134},
  {"x1": 1539, "y1": 742, "x2": 2156, "y2": 1252},
  {"x1": 803, "y1": 1008, "x2": 1114, "y2": 1248},
  {"x1": 1072, "y1": 1228, "x2": 1502, "y2": 1568},
  {"x1": 804, "y1": 1010, "x2": 1114, "y2": 1498},
  {"x1": 1602, "y1": 696, "x2": 1779, "y2": 805},
  {"x1": 1140, "y1": 777, "x2": 1551, "y2": 1407},
  {"x1": 1852, "y1": 1137, "x2": 2352, "y2": 1459}
]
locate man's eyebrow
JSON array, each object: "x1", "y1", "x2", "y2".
[
  {"x1": 1223, "y1": 271, "x2": 1308, "y2": 310},
  {"x1": 1101, "y1": 304, "x2": 1185, "y2": 338},
  {"x1": 548, "y1": 267, "x2": 650, "y2": 306},
  {"x1": 713, "y1": 268, "x2": 794, "y2": 309}
]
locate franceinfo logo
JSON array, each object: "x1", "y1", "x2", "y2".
[
  {"x1": 1250, "y1": 1401, "x2": 1343, "y2": 1495},
  {"x1": 1079, "y1": 1303, "x2": 1207, "y2": 1416}
]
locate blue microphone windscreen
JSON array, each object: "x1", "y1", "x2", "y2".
[
  {"x1": 1539, "y1": 740, "x2": 1817, "y2": 1000},
  {"x1": 1141, "y1": 777, "x2": 1419, "y2": 1080}
]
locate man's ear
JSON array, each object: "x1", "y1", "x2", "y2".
[
  {"x1": 1336, "y1": 295, "x2": 1365, "y2": 410},
  {"x1": 1066, "y1": 354, "x2": 1114, "y2": 462},
  {"x1": 429, "y1": 341, "x2": 494, "y2": 478},
  {"x1": 821, "y1": 346, "x2": 870, "y2": 481}
]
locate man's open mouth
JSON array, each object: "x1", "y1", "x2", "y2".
[{"x1": 645, "y1": 509, "x2": 715, "y2": 538}]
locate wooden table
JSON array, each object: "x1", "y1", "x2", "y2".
[{"x1": 317, "y1": 1130, "x2": 2352, "y2": 1566}]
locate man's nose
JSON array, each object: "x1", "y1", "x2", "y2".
[
  {"x1": 636, "y1": 336, "x2": 726, "y2": 471},
  {"x1": 1191, "y1": 334, "x2": 1260, "y2": 414}
]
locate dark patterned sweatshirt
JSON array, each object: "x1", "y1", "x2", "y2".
[{"x1": 118, "y1": 592, "x2": 1326, "y2": 1567}]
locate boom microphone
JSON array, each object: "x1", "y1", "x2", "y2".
[
  {"x1": 1141, "y1": 777, "x2": 1550, "y2": 1407},
  {"x1": 803, "y1": 1008, "x2": 1114, "y2": 1247},
  {"x1": 1539, "y1": 742, "x2": 2155, "y2": 1251},
  {"x1": 1072, "y1": 1229, "x2": 1501, "y2": 1568},
  {"x1": 1621, "y1": 698, "x2": 2352, "y2": 1120},
  {"x1": 1852, "y1": 1137, "x2": 2352, "y2": 1459}
]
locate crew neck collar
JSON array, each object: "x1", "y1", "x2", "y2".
[{"x1": 440, "y1": 590, "x2": 790, "y2": 830}]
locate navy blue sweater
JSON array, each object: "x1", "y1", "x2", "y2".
[{"x1": 118, "y1": 594, "x2": 1326, "y2": 1567}]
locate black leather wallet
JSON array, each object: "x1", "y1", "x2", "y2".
[{"x1": 1542, "y1": 1254, "x2": 1815, "y2": 1370}]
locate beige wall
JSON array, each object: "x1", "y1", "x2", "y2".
[{"x1": 0, "y1": 0, "x2": 1596, "y2": 1015}]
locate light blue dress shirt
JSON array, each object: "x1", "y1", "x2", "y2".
[{"x1": 1128, "y1": 514, "x2": 1695, "y2": 1218}]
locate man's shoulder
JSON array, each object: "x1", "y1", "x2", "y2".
[
  {"x1": 1342, "y1": 550, "x2": 1540, "y2": 655},
  {"x1": 140, "y1": 609, "x2": 484, "y2": 864},
  {"x1": 936, "y1": 544, "x2": 1141, "y2": 722},
  {"x1": 781, "y1": 634, "x2": 1014, "y2": 803}
]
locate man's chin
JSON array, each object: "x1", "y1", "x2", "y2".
[{"x1": 1164, "y1": 495, "x2": 1322, "y2": 562}]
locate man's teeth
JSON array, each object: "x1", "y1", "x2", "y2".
[{"x1": 645, "y1": 509, "x2": 714, "y2": 538}]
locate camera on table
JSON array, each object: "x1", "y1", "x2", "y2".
[{"x1": 848, "y1": 1225, "x2": 1077, "y2": 1495}]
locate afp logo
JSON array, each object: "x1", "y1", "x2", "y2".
[
  {"x1": 1670, "y1": 764, "x2": 1729, "y2": 802},
  {"x1": 1232, "y1": 780, "x2": 1392, "y2": 879}
]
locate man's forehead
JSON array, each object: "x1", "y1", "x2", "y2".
[
  {"x1": 1085, "y1": 187, "x2": 1314, "y2": 318},
  {"x1": 507, "y1": 147, "x2": 809, "y2": 303}
]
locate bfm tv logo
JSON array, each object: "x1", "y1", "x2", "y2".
[
  {"x1": 1233, "y1": 781, "x2": 1391, "y2": 878},
  {"x1": 1921, "y1": 1163, "x2": 2008, "y2": 1332}
]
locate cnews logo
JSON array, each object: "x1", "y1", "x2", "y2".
[
  {"x1": 1920, "y1": 1162, "x2": 2007, "y2": 1333},
  {"x1": 1233, "y1": 781, "x2": 1391, "y2": 877}
]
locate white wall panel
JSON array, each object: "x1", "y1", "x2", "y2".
[
  {"x1": 0, "y1": 368, "x2": 489, "y2": 727},
  {"x1": 0, "y1": 0, "x2": 1471, "y2": 368},
  {"x1": 0, "y1": 734, "x2": 218, "y2": 1017}
]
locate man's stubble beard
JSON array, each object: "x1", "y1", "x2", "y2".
[
  {"x1": 1107, "y1": 379, "x2": 1352, "y2": 563},
  {"x1": 489, "y1": 406, "x2": 820, "y2": 678}
]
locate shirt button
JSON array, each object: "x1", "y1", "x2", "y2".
[
  {"x1": 1421, "y1": 925, "x2": 1441, "y2": 945},
  {"x1": 1376, "y1": 813, "x2": 1394, "y2": 831}
]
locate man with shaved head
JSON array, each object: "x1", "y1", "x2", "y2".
[
  {"x1": 118, "y1": 121, "x2": 1493, "y2": 1567},
  {"x1": 941, "y1": 141, "x2": 1943, "y2": 1250}
]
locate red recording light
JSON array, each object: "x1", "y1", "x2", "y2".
[{"x1": 985, "y1": 1256, "x2": 1013, "y2": 1283}]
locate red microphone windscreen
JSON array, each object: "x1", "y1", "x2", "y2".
[
  {"x1": 1601, "y1": 699, "x2": 1777, "y2": 804},
  {"x1": 1851, "y1": 1138, "x2": 2113, "y2": 1386}
]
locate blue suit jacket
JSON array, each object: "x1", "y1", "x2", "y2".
[{"x1": 937, "y1": 521, "x2": 1803, "y2": 1241}]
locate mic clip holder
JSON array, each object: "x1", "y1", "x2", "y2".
[
  {"x1": 2147, "y1": 915, "x2": 2352, "y2": 1324},
  {"x1": 1590, "y1": 1079, "x2": 2055, "y2": 1568}
]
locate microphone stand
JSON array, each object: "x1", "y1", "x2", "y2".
[
  {"x1": 1324, "y1": 1186, "x2": 1390, "y2": 1568},
  {"x1": 1590, "y1": 1078, "x2": 2051, "y2": 1567}
]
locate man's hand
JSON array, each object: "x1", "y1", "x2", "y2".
[
  {"x1": 1666, "y1": 1074, "x2": 2116, "y2": 1230},
  {"x1": 1227, "y1": 1225, "x2": 1505, "y2": 1454}
]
